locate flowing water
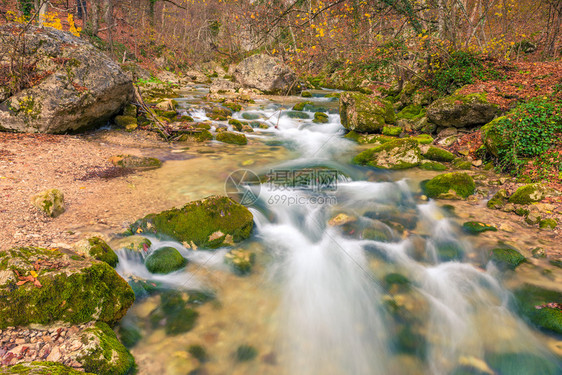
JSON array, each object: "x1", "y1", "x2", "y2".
[{"x1": 111, "y1": 89, "x2": 562, "y2": 374}]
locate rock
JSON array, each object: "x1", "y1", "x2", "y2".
[
  {"x1": 74, "y1": 237, "x2": 118, "y2": 267},
  {"x1": 128, "y1": 196, "x2": 254, "y2": 248},
  {"x1": 421, "y1": 172, "x2": 476, "y2": 199},
  {"x1": 30, "y1": 189, "x2": 65, "y2": 218},
  {"x1": 328, "y1": 213, "x2": 357, "y2": 226},
  {"x1": 512, "y1": 284, "x2": 562, "y2": 334},
  {"x1": 508, "y1": 184, "x2": 545, "y2": 204},
  {"x1": 123, "y1": 104, "x2": 137, "y2": 117},
  {"x1": 340, "y1": 92, "x2": 395, "y2": 133},
  {"x1": 114, "y1": 115, "x2": 137, "y2": 130},
  {"x1": 0, "y1": 362, "x2": 95, "y2": 374},
  {"x1": 436, "y1": 240, "x2": 465, "y2": 261},
  {"x1": 209, "y1": 78, "x2": 242, "y2": 94},
  {"x1": 0, "y1": 25, "x2": 132, "y2": 133},
  {"x1": 117, "y1": 323, "x2": 142, "y2": 349},
  {"x1": 313, "y1": 112, "x2": 329, "y2": 124},
  {"x1": 224, "y1": 249, "x2": 255, "y2": 275},
  {"x1": 109, "y1": 155, "x2": 162, "y2": 169},
  {"x1": 525, "y1": 212, "x2": 542, "y2": 225},
  {"x1": 419, "y1": 160, "x2": 447, "y2": 171},
  {"x1": 490, "y1": 247, "x2": 526, "y2": 270},
  {"x1": 155, "y1": 99, "x2": 176, "y2": 111},
  {"x1": 0, "y1": 247, "x2": 134, "y2": 328},
  {"x1": 427, "y1": 92, "x2": 499, "y2": 128},
  {"x1": 301, "y1": 91, "x2": 313, "y2": 98},
  {"x1": 531, "y1": 247, "x2": 546, "y2": 258},
  {"x1": 481, "y1": 116, "x2": 510, "y2": 157},
  {"x1": 421, "y1": 146, "x2": 456, "y2": 162},
  {"x1": 539, "y1": 218, "x2": 558, "y2": 230},
  {"x1": 206, "y1": 106, "x2": 232, "y2": 121},
  {"x1": 145, "y1": 247, "x2": 187, "y2": 274},
  {"x1": 382, "y1": 125, "x2": 402, "y2": 136},
  {"x1": 216, "y1": 131, "x2": 248, "y2": 145},
  {"x1": 453, "y1": 158, "x2": 473, "y2": 170},
  {"x1": 353, "y1": 139, "x2": 422, "y2": 169},
  {"x1": 233, "y1": 54, "x2": 297, "y2": 94},
  {"x1": 438, "y1": 135, "x2": 458, "y2": 147},
  {"x1": 487, "y1": 189, "x2": 508, "y2": 209},
  {"x1": 114, "y1": 236, "x2": 152, "y2": 252},
  {"x1": 462, "y1": 221, "x2": 498, "y2": 235},
  {"x1": 223, "y1": 101, "x2": 243, "y2": 112}
]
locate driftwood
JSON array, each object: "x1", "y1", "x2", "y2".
[{"x1": 133, "y1": 84, "x2": 171, "y2": 140}]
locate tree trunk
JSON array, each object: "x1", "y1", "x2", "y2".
[
  {"x1": 76, "y1": 0, "x2": 87, "y2": 20},
  {"x1": 104, "y1": 0, "x2": 114, "y2": 56},
  {"x1": 90, "y1": 1, "x2": 99, "y2": 36}
]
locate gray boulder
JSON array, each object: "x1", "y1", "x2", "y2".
[
  {"x1": 233, "y1": 54, "x2": 297, "y2": 94},
  {"x1": 427, "y1": 92, "x2": 499, "y2": 128},
  {"x1": 0, "y1": 24, "x2": 132, "y2": 133}
]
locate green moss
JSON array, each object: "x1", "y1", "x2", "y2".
[
  {"x1": 123, "y1": 104, "x2": 137, "y2": 117},
  {"x1": 422, "y1": 172, "x2": 475, "y2": 199},
  {"x1": 224, "y1": 249, "x2": 255, "y2": 276},
  {"x1": 382, "y1": 125, "x2": 402, "y2": 136},
  {"x1": 462, "y1": 221, "x2": 497, "y2": 235},
  {"x1": 485, "y1": 352, "x2": 559, "y2": 375},
  {"x1": 79, "y1": 322, "x2": 135, "y2": 375},
  {"x1": 352, "y1": 139, "x2": 422, "y2": 170},
  {"x1": 436, "y1": 240, "x2": 465, "y2": 261},
  {"x1": 117, "y1": 323, "x2": 142, "y2": 348},
  {"x1": 419, "y1": 161, "x2": 447, "y2": 171},
  {"x1": 453, "y1": 158, "x2": 473, "y2": 170},
  {"x1": 301, "y1": 91, "x2": 313, "y2": 98},
  {"x1": 481, "y1": 116, "x2": 509, "y2": 157},
  {"x1": 396, "y1": 104, "x2": 425, "y2": 121},
  {"x1": 115, "y1": 116, "x2": 138, "y2": 128},
  {"x1": 412, "y1": 134, "x2": 434, "y2": 144},
  {"x1": 241, "y1": 112, "x2": 260, "y2": 120},
  {"x1": 384, "y1": 273, "x2": 410, "y2": 287},
  {"x1": 206, "y1": 107, "x2": 232, "y2": 120},
  {"x1": 30, "y1": 189, "x2": 65, "y2": 218},
  {"x1": 293, "y1": 101, "x2": 313, "y2": 111},
  {"x1": 508, "y1": 184, "x2": 545, "y2": 204},
  {"x1": 128, "y1": 196, "x2": 254, "y2": 248},
  {"x1": 539, "y1": 218, "x2": 557, "y2": 230},
  {"x1": 145, "y1": 247, "x2": 187, "y2": 274},
  {"x1": 216, "y1": 131, "x2": 248, "y2": 145},
  {"x1": 196, "y1": 122, "x2": 212, "y2": 130},
  {"x1": 361, "y1": 227, "x2": 391, "y2": 242},
  {"x1": 340, "y1": 92, "x2": 395, "y2": 133},
  {"x1": 162, "y1": 110, "x2": 178, "y2": 120},
  {"x1": 87, "y1": 237, "x2": 118, "y2": 267},
  {"x1": 195, "y1": 129, "x2": 213, "y2": 142},
  {"x1": 422, "y1": 146, "x2": 455, "y2": 162},
  {"x1": 313, "y1": 112, "x2": 329, "y2": 124},
  {"x1": 223, "y1": 101, "x2": 242, "y2": 112},
  {"x1": 228, "y1": 118, "x2": 244, "y2": 131},
  {"x1": 490, "y1": 247, "x2": 526, "y2": 270},
  {"x1": 180, "y1": 115, "x2": 194, "y2": 122},
  {"x1": 285, "y1": 111, "x2": 310, "y2": 119},
  {"x1": 487, "y1": 189, "x2": 508, "y2": 209},
  {"x1": 513, "y1": 284, "x2": 562, "y2": 334},
  {"x1": 0, "y1": 248, "x2": 135, "y2": 328},
  {"x1": 0, "y1": 361, "x2": 94, "y2": 374},
  {"x1": 236, "y1": 345, "x2": 258, "y2": 362},
  {"x1": 188, "y1": 345, "x2": 209, "y2": 362},
  {"x1": 165, "y1": 307, "x2": 199, "y2": 335}
]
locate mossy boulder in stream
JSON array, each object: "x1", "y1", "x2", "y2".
[
  {"x1": 313, "y1": 112, "x2": 329, "y2": 123},
  {"x1": 462, "y1": 221, "x2": 498, "y2": 235},
  {"x1": 489, "y1": 247, "x2": 526, "y2": 270},
  {"x1": 340, "y1": 92, "x2": 395, "y2": 133},
  {"x1": 353, "y1": 139, "x2": 422, "y2": 170},
  {"x1": 508, "y1": 184, "x2": 545, "y2": 204},
  {"x1": 0, "y1": 247, "x2": 134, "y2": 328},
  {"x1": 0, "y1": 362, "x2": 95, "y2": 375},
  {"x1": 421, "y1": 172, "x2": 475, "y2": 199},
  {"x1": 512, "y1": 283, "x2": 562, "y2": 334},
  {"x1": 145, "y1": 246, "x2": 187, "y2": 274},
  {"x1": 421, "y1": 146, "x2": 455, "y2": 162},
  {"x1": 74, "y1": 237, "x2": 118, "y2": 267},
  {"x1": 128, "y1": 196, "x2": 254, "y2": 249},
  {"x1": 216, "y1": 131, "x2": 248, "y2": 145},
  {"x1": 419, "y1": 161, "x2": 447, "y2": 171},
  {"x1": 30, "y1": 188, "x2": 65, "y2": 218}
]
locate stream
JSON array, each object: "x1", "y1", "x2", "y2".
[{"x1": 110, "y1": 88, "x2": 561, "y2": 375}]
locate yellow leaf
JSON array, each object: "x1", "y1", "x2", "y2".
[
  {"x1": 30, "y1": 271, "x2": 38, "y2": 278},
  {"x1": 136, "y1": 228, "x2": 143, "y2": 233}
]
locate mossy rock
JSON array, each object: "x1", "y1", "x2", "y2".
[
  {"x1": 422, "y1": 146, "x2": 455, "y2": 162},
  {"x1": 513, "y1": 284, "x2": 562, "y2": 334},
  {"x1": 462, "y1": 221, "x2": 497, "y2": 235},
  {"x1": 384, "y1": 273, "x2": 410, "y2": 288},
  {"x1": 223, "y1": 101, "x2": 242, "y2": 112},
  {"x1": 196, "y1": 122, "x2": 212, "y2": 130},
  {"x1": 285, "y1": 111, "x2": 310, "y2": 119},
  {"x1": 436, "y1": 240, "x2": 465, "y2": 261},
  {"x1": 75, "y1": 237, "x2": 118, "y2": 267},
  {"x1": 241, "y1": 112, "x2": 260, "y2": 120},
  {"x1": 128, "y1": 196, "x2": 254, "y2": 248},
  {"x1": 396, "y1": 104, "x2": 425, "y2": 121},
  {"x1": 241, "y1": 124, "x2": 254, "y2": 132},
  {"x1": 235, "y1": 345, "x2": 258, "y2": 362},
  {"x1": 481, "y1": 116, "x2": 510, "y2": 157},
  {"x1": 419, "y1": 161, "x2": 447, "y2": 171},
  {"x1": 340, "y1": 92, "x2": 395, "y2": 133},
  {"x1": 0, "y1": 362, "x2": 95, "y2": 374},
  {"x1": 180, "y1": 115, "x2": 194, "y2": 122},
  {"x1": 206, "y1": 107, "x2": 232, "y2": 120},
  {"x1": 487, "y1": 189, "x2": 508, "y2": 209},
  {"x1": 117, "y1": 322, "x2": 142, "y2": 348},
  {"x1": 195, "y1": 129, "x2": 213, "y2": 142},
  {"x1": 421, "y1": 172, "x2": 475, "y2": 199},
  {"x1": 453, "y1": 158, "x2": 473, "y2": 170},
  {"x1": 228, "y1": 118, "x2": 244, "y2": 131},
  {"x1": 123, "y1": 104, "x2": 137, "y2": 117},
  {"x1": 352, "y1": 139, "x2": 422, "y2": 170},
  {"x1": 427, "y1": 92, "x2": 499, "y2": 128},
  {"x1": 361, "y1": 226, "x2": 392, "y2": 242},
  {"x1": 0, "y1": 247, "x2": 135, "y2": 328},
  {"x1": 114, "y1": 115, "x2": 137, "y2": 128},
  {"x1": 224, "y1": 249, "x2": 255, "y2": 276},
  {"x1": 114, "y1": 235, "x2": 152, "y2": 252},
  {"x1": 78, "y1": 322, "x2": 135, "y2": 375},
  {"x1": 111, "y1": 155, "x2": 162, "y2": 169},
  {"x1": 382, "y1": 125, "x2": 402, "y2": 136},
  {"x1": 216, "y1": 131, "x2": 248, "y2": 145},
  {"x1": 188, "y1": 344, "x2": 209, "y2": 362},
  {"x1": 539, "y1": 218, "x2": 558, "y2": 230},
  {"x1": 162, "y1": 110, "x2": 178, "y2": 120},
  {"x1": 508, "y1": 184, "x2": 545, "y2": 204},
  {"x1": 490, "y1": 247, "x2": 526, "y2": 270},
  {"x1": 345, "y1": 131, "x2": 395, "y2": 145},
  {"x1": 293, "y1": 101, "x2": 312, "y2": 111},
  {"x1": 301, "y1": 91, "x2": 313, "y2": 98},
  {"x1": 165, "y1": 307, "x2": 199, "y2": 335},
  {"x1": 412, "y1": 134, "x2": 434, "y2": 144},
  {"x1": 30, "y1": 188, "x2": 65, "y2": 218},
  {"x1": 313, "y1": 112, "x2": 329, "y2": 124},
  {"x1": 485, "y1": 352, "x2": 560, "y2": 375},
  {"x1": 145, "y1": 246, "x2": 187, "y2": 274}
]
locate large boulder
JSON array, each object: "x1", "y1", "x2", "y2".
[
  {"x1": 340, "y1": 92, "x2": 395, "y2": 133},
  {"x1": 0, "y1": 247, "x2": 134, "y2": 328},
  {"x1": 481, "y1": 116, "x2": 509, "y2": 157},
  {"x1": 0, "y1": 24, "x2": 133, "y2": 133},
  {"x1": 233, "y1": 54, "x2": 297, "y2": 94},
  {"x1": 128, "y1": 196, "x2": 254, "y2": 249},
  {"x1": 352, "y1": 139, "x2": 422, "y2": 170},
  {"x1": 427, "y1": 92, "x2": 499, "y2": 128}
]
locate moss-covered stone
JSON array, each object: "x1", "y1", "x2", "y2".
[
  {"x1": 235, "y1": 345, "x2": 258, "y2": 362},
  {"x1": 340, "y1": 92, "x2": 395, "y2": 133},
  {"x1": 206, "y1": 107, "x2": 232, "y2": 121},
  {"x1": 114, "y1": 115, "x2": 137, "y2": 128},
  {"x1": 313, "y1": 112, "x2": 329, "y2": 124},
  {"x1": 539, "y1": 218, "x2": 558, "y2": 230},
  {"x1": 114, "y1": 235, "x2": 152, "y2": 252},
  {"x1": 462, "y1": 221, "x2": 497, "y2": 235},
  {"x1": 301, "y1": 91, "x2": 313, "y2": 98},
  {"x1": 490, "y1": 247, "x2": 526, "y2": 270},
  {"x1": 145, "y1": 247, "x2": 187, "y2": 274},
  {"x1": 436, "y1": 240, "x2": 465, "y2": 261},
  {"x1": 241, "y1": 112, "x2": 260, "y2": 120},
  {"x1": 180, "y1": 115, "x2": 194, "y2": 122},
  {"x1": 487, "y1": 189, "x2": 508, "y2": 209},
  {"x1": 188, "y1": 345, "x2": 209, "y2": 362},
  {"x1": 111, "y1": 155, "x2": 162, "y2": 169},
  {"x1": 223, "y1": 101, "x2": 242, "y2": 112},
  {"x1": 285, "y1": 111, "x2": 310, "y2": 119},
  {"x1": 195, "y1": 129, "x2": 213, "y2": 141},
  {"x1": 75, "y1": 237, "x2": 118, "y2": 267},
  {"x1": 30, "y1": 188, "x2": 65, "y2": 218},
  {"x1": 481, "y1": 116, "x2": 509, "y2": 157},
  {"x1": 216, "y1": 131, "x2": 248, "y2": 145},
  {"x1": 508, "y1": 184, "x2": 545, "y2": 204},
  {"x1": 224, "y1": 249, "x2": 255, "y2": 276},
  {"x1": 353, "y1": 139, "x2": 422, "y2": 170},
  {"x1": 382, "y1": 125, "x2": 402, "y2": 136},
  {"x1": 78, "y1": 322, "x2": 135, "y2": 375},
  {"x1": 228, "y1": 118, "x2": 244, "y2": 131},
  {"x1": 384, "y1": 273, "x2": 411, "y2": 288},
  {"x1": 123, "y1": 104, "x2": 137, "y2": 117},
  {"x1": 396, "y1": 104, "x2": 425, "y2": 121},
  {"x1": 421, "y1": 172, "x2": 475, "y2": 199},
  {"x1": 513, "y1": 284, "x2": 562, "y2": 334},
  {"x1": 0, "y1": 362, "x2": 94, "y2": 374},
  {"x1": 162, "y1": 110, "x2": 178, "y2": 120},
  {"x1": 427, "y1": 91, "x2": 499, "y2": 128},
  {"x1": 422, "y1": 146, "x2": 455, "y2": 162},
  {"x1": 412, "y1": 134, "x2": 434, "y2": 144},
  {"x1": 0, "y1": 247, "x2": 134, "y2": 328},
  {"x1": 486, "y1": 352, "x2": 560, "y2": 375},
  {"x1": 196, "y1": 122, "x2": 212, "y2": 130},
  {"x1": 128, "y1": 196, "x2": 254, "y2": 249},
  {"x1": 453, "y1": 158, "x2": 473, "y2": 170},
  {"x1": 117, "y1": 322, "x2": 142, "y2": 348},
  {"x1": 419, "y1": 161, "x2": 447, "y2": 171},
  {"x1": 293, "y1": 101, "x2": 313, "y2": 111}
]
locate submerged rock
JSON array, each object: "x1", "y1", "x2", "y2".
[
  {"x1": 224, "y1": 249, "x2": 255, "y2": 275},
  {"x1": 0, "y1": 247, "x2": 134, "y2": 328},
  {"x1": 462, "y1": 221, "x2": 498, "y2": 235},
  {"x1": 128, "y1": 196, "x2": 254, "y2": 248},
  {"x1": 353, "y1": 139, "x2": 422, "y2": 169},
  {"x1": 145, "y1": 247, "x2": 187, "y2": 274},
  {"x1": 233, "y1": 54, "x2": 297, "y2": 94},
  {"x1": 421, "y1": 172, "x2": 475, "y2": 200},
  {"x1": 340, "y1": 92, "x2": 395, "y2": 133},
  {"x1": 485, "y1": 352, "x2": 560, "y2": 375},
  {"x1": 216, "y1": 131, "x2": 248, "y2": 145},
  {"x1": 30, "y1": 188, "x2": 65, "y2": 218},
  {"x1": 489, "y1": 247, "x2": 526, "y2": 270},
  {"x1": 426, "y1": 92, "x2": 499, "y2": 128},
  {"x1": 513, "y1": 284, "x2": 562, "y2": 335}
]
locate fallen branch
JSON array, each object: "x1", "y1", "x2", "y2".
[{"x1": 133, "y1": 84, "x2": 170, "y2": 141}]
